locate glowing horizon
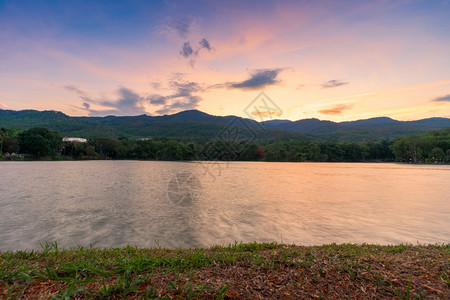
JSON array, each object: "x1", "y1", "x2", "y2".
[{"x1": 1, "y1": 0, "x2": 450, "y2": 122}]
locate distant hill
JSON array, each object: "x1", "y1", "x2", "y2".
[
  {"x1": 262, "y1": 116, "x2": 450, "y2": 141},
  {"x1": 1, "y1": 108, "x2": 449, "y2": 141}
]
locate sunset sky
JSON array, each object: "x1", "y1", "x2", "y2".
[{"x1": 1, "y1": 0, "x2": 450, "y2": 121}]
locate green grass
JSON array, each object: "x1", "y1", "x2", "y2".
[{"x1": 0, "y1": 242, "x2": 448, "y2": 298}]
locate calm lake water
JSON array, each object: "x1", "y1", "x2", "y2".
[{"x1": 1, "y1": 161, "x2": 449, "y2": 250}]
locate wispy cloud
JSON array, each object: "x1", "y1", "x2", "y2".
[
  {"x1": 168, "y1": 17, "x2": 193, "y2": 38},
  {"x1": 180, "y1": 42, "x2": 194, "y2": 58},
  {"x1": 151, "y1": 81, "x2": 161, "y2": 90},
  {"x1": 432, "y1": 94, "x2": 450, "y2": 102},
  {"x1": 322, "y1": 79, "x2": 348, "y2": 88},
  {"x1": 199, "y1": 38, "x2": 211, "y2": 51},
  {"x1": 64, "y1": 85, "x2": 95, "y2": 104},
  {"x1": 148, "y1": 73, "x2": 203, "y2": 115},
  {"x1": 64, "y1": 85, "x2": 97, "y2": 113},
  {"x1": 318, "y1": 103, "x2": 353, "y2": 115},
  {"x1": 179, "y1": 38, "x2": 213, "y2": 66},
  {"x1": 65, "y1": 85, "x2": 149, "y2": 116},
  {"x1": 96, "y1": 88, "x2": 148, "y2": 116},
  {"x1": 211, "y1": 68, "x2": 284, "y2": 91},
  {"x1": 231, "y1": 69, "x2": 283, "y2": 90}
]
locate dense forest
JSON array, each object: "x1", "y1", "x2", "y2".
[
  {"x1": 2, "y1": 109, "x2": 450, "y2": 142},
  {"x1": 1, "y1": 126, "x2": 449, "y2": 163}
]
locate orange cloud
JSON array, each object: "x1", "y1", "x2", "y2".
[{"x1": 318, "y1": 104, "x2": 353, "y2": 115}]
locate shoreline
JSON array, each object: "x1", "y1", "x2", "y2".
[
  {"x1": 2, "y1": 158, "x2": 449, "y2": 165},
  {"x1": 1, "y1": 242, "x2": 448, "y2": 298}
]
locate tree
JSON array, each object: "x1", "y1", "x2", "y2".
[
  {"x1": 429, "y1": 147, "x2": 445, "y2": 162},
  {"x1": 0, "y1": 127, "x2": 6, "y2": 156},
  {"x1": 2, "y1": 137, "x2": 20, "y2": 154},
  {"x1": 391, "y1": 136, "x2": 409, "y2": 162},
  {"x1": 18, "y1": 127, "x2": 62, "y2": 158},
  {"x1": 181, "y1": 142, "x2": 198, "y2": 160},
  {"x1": 320, "y1": 142, "x2": 344, "y2": 162},
  {"x1": 157, "y1": 140, "x2": 183, "y2": 160},
  {"x1": 306, "y1": 142, "x2": 321, "y2": 161},
  {"x1": 256, "y1": 148, "x2": 265, "y2": 160},
  {"x1": 62, "y1": 141, "x2": 86, "y2": 158},
  {"x1": 391, "y1": 132, "x2": 445, "y2": 163},
  {"x1": 134, "y1": 139, "x2": 159, "y2": 159},
  {"x1": 239, "y1": 143, "x2": 259, "y2": 161},
  {"x1": 92, "y1": 138, "x2": 123, "y2": 159}
]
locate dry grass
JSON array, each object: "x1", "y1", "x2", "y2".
[{"x1": 0, "y1": 242, "x2": 448, "y2": 299}]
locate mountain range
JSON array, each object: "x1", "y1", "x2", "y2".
[{"x1": 1, "y1": 109, "x2": 450, "y2": 142}]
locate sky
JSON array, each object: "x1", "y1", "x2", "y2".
[{"x1": 1, "y1": 0, "x2": 450, "y2": 122}]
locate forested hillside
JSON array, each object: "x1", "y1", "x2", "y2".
[{"x1": 1, "y1": 109, "x2": 449, "y2": 142}]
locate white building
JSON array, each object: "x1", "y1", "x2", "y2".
[{"x1": 63, "y1": 137, "x2": 87, "y2": 143}]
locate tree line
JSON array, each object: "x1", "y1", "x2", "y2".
[
  {"x1": 390, "y1": 127, "x2": 450, "y2": 163},
  {"x1": 1, "y1": 126, "x2": 449, "y2": 163}
]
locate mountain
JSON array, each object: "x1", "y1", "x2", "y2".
[
  {"x1": 1, "y1": 108, "x2": 450, "y2": 141},
  {"x1": 339, "y1": 117, "x2": 399, "y2": 126},
  {"x1": 263, "y1": 118, "x2": 336, "y2": 134},
  {"x1": 261, "y1": 116, "x2": 450, "y2": 140}
]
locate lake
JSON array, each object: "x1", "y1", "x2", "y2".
[{"x1": 0, "y1": 161, "x2": 449, "y2": 250}]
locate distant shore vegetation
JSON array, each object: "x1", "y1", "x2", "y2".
[{"x1": 1, "y1": 126, "x2": 449, "y2": 163}]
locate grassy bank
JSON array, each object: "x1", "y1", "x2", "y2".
[{"x1": 1, "y1": 242, "x2": 448, "y2": 299}]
